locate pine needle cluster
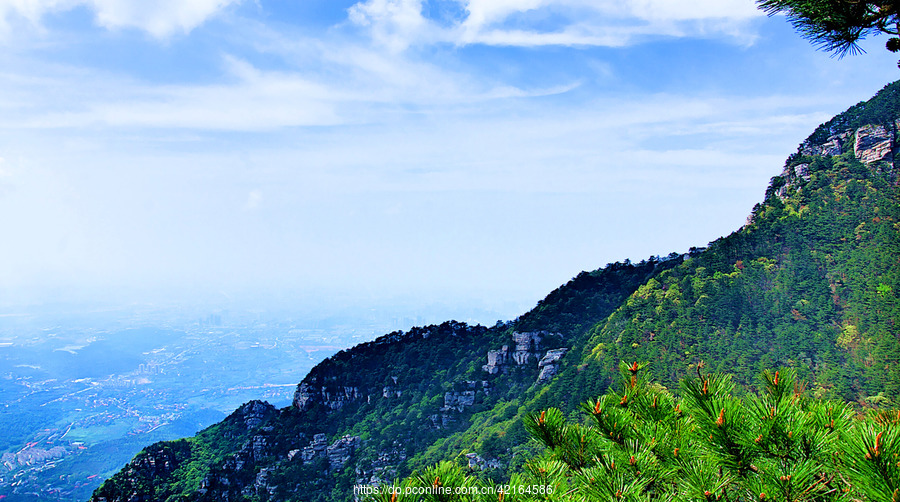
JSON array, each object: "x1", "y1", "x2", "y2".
[
  {"x1": 368, "y1": 362, "x2": 899, "y2": 501},
  {"x1": 757, "y1": 0, "x2": 900, "y2": 63}
]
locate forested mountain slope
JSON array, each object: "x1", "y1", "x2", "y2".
[
  {"x1": 91, "y1": 255, "x2": 675, "y2": 501},
  {"x1": 90, "y1": 81, "x2": 900, "y2": 502}
]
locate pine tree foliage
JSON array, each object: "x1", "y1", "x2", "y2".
[
  {"x1": 371, "y1": 363, "x2": 899, "y2": 501},
  {"x1": 844, "y1": 418, "x2": 900, "y2": 501},
  {"x1": 757, "y1": 0, "x2": 900, "y2": 59}
]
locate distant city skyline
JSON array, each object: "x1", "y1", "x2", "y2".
[{"x1": 0, "y1": 0, "x2": 897, "y2": 320}]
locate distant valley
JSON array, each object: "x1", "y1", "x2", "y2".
[{"x1": 0, "y1": 303, "x2": 507, "y2": 502}]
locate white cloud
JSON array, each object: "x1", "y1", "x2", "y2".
[
  {"x1": 347, "y1": 0, "x2": 432, "y2": 52},
  {"x1": 0, "y1": 0, "x2": 239, "y2": 37},
  {"x1": 458, "y1": 0, "x2": 761, "y2": 28},
  {"x1": 0, "y1": 44, "x2": 574, "y2": 131},
  {"x1": 1, "y1": 56, "x2": 342, "y2": 130},
  {"x1": 623, "y1": 0, "x2": 761, "y2": 21},
  {"x1": 90, "y1": 0, "x2": 239, "y2": 37},
  {"x1": 346, "y1": 0, "x2": 765, "y2": 48},
  {"x1": 0, "y1": 0, "x2": 763, "y2": 44}
]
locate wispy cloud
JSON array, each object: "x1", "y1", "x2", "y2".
[
  {"x1": 347, "y1": 0, "x2": 432, "y2": 52},
  {"x1": 0, "y1": 38, "x2": 577, "y2": 131},
  {"x1": 347, "y1": 0, "x2": 765, "y2": 49},
  {"x1": 0, "y1": 0, "x2": 769, "y2": 134},
  {"x1": 0, "y1": 0, "x2": 240, "y2": 38}
]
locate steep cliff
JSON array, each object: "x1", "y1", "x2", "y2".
[{"x1": 91, "y1": 401, "x2": 277, "y2": 502}]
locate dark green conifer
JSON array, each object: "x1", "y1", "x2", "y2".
[{"x1": 373, "y1": 362, "x2": 898, "y2": 501}]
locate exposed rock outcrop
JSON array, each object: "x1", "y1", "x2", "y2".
[
  {"x1": 433, "y1": 381, "x2": 490, "y2": 428},
  {"x1": 222, "y1": 433, "x2": 273, "y2": 472},
  {"x1": 300, "y1": 433, "x2": 329, "y2": 462},
  {"x1": 130, "y1": 445, "x2": 181, "y2": 479},
  {"x1": 381, "y1": 378, "x2": 403, "y2": 399},
  {"x1": 233, "y1": 400, "x2": 277, "y2": 434},
  {"x1": 512, "y1": 331, "x2": 542, "y2": 365},
  {"x1": 537, "y1": 348, "x2": 569, "y2": 383},
  {"x1": 199, "y1": 427, "x2": 280, "y2": 497},
  {"x1": 204, "y1": 423, "x2": 356, "y2": 497},
  {"x1": 293, "y1": 383, "x2": 361, "y2": 411},
  {"x1": 798, "y1": 122, "x2": 895, "y2": 168},
  {"x1": 355, "y1": 443, "x2": 407, "y2": 487},
  {"x1": 483, "y1": 331, "x2": 559, "y2": 374},
  {"x1": 482, "y1": 331, "x2": 567, "y2": 384},
  {"x1": 382, "y1": 386, "x2": 402, "y2": 398},
  {"x1": 443, "y1": 390, "x2": 476, "y2": 411},
  {"x1": 800, "y1": 131, "x2": 849, "y2": 157},
  {"x1": 482, "y1": 346, "x2": 509, "y2": 374},
  {"x1": 767, "y1": 120, "x2": 898, "y2": 210},
  {"x1": 799, "y1": 122, "x2": 900, "y2": 164},
  {"x1": 855, "y1": 124, "x2": 893, "y2": 164},
  {"x1": 246, "y1": 467, "x2": 276, "y2": 497},
  {"x1": 295, "y1": 433, "x2": 361, "y2": 470},
  {"x1": 326, "y1": 435, "x2": 361, "y2": 470}
]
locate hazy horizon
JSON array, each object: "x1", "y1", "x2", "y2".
[{"x1": 2, "y1": 0, "x2": 898, "y2": 320}]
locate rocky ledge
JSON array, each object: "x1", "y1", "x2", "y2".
[{"x1": 482, "y1": 331, "x2": 568, "y2": 385}]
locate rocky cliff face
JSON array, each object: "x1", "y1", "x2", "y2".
[
  {"x1": 482, "y1": 331, "x2": 567, "y2": 384},
  {"x1": 91, "y1": 400, "x2": 278, "y2": 502},
  {"x1": 237, "y1": 400, "x2": 277, "y2": 431},
  {"x1": 430, "y1": 380, "x2": 491, "y2": 428},
  {"x1": 765, "y1": 117, "x2": 898, "y2": 208},
  {"x1": 355, "y1": 443, "x2": 407, "y2": 487},
  {"x1": 188, "y1": 403, "x2": 281, "y2": 499},
  {"x1": 854, "y1": 123, "x2": 894, "y2": 164},
  {"x1": 90, "y1": 444, "x2": 181, "y2": 502},
  {"x1": 512, "y1": 331, "x2": 542, "y2": 365},
  {"x1": 292, "y1": 322, "x2": 490, "y2": 412},
  {"x1": 800, "y1": 130, "x2": 849, "y2": 157},
  {"x1": 482, "y1": 331, "x2": 543, "y2": 373},
  {"x1": 537, "y1": 348, "x2": 568, "y2": 383},
  {"x1": 293, "y1": 383, "x2": 361, "y2": 411},
  {"x1": 289, "y1": 433, "x2": 361, "y2": 470},
  {"x1": 797, "y1": 120, "x2": 895, "y2": 178}
]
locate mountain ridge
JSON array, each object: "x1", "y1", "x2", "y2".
[{"x1": 89, "y1": 80, "x2": 900, "y2": 502}]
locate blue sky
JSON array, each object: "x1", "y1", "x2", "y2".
[{"x1": 0, "y1": 0, "x2": 897, "y2": 319}]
